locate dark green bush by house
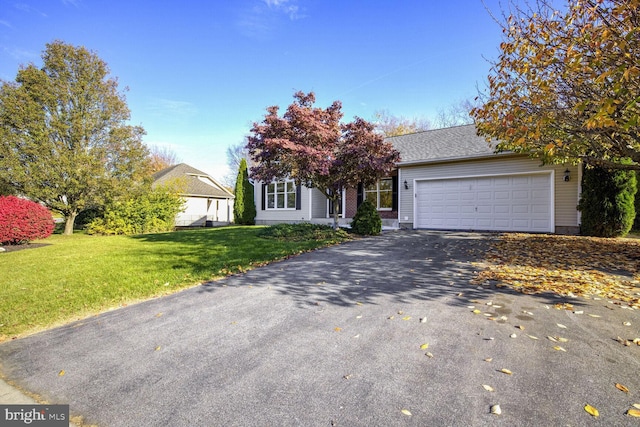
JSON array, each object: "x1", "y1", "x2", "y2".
[
  {"x1": 350, "y1": 199, "x2": 382, "y2": 235},
  {"x1": 578, "y1": 164, "x2": 636, "y2": 237},
  {"x1": 87, "y1": 188, "x2": 184, "y2": 235},
  {"x1": 233, "y1": 158, "x2": 256, "y2": 225}
]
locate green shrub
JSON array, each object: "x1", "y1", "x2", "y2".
[
  {"x1": 350, "y1": 199, "x2": 382, "y2": 235},
  {"x1": 578, "y1": 164, "x2": 636, "y2": 237},
  {"x1": 258, "y1": 223, "x2": 349, "y2": 242},
  {"x1": 87, "y1": 188, "x2": 184, "y2": 235},
  {"x1": 233, "y1": 158, "x2": 256, "y2": 225}
]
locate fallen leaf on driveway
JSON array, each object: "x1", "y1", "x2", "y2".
[
  {"x1": 526, "y1": 334, "x2": 539, "y2": 340},
  {"x1": 615, "y1": 383, "x2": 630, "y2": 393},
  {"x1": 553, "y1": 346, "x2": 567, "y2": 352},
  {"x1": 334, "y1": 327, "x2": 342, "y2": 332},
  {"x1": 484, "y1": 358, "x2": 493, "y2": 362},
  {"x1": 482, "y1": 384, "x2": 495, "y2": 392},
  {"x1": 627, "y1": 408, "x2": 640, "y2": 417},
  {"x1": 58, "y1": 370, "x2": 65, "y2": 376},
  {"x1": 557, "y1": 324, "x2": 567, "y2": 329},
  {"x1": 402, "y1": 316, "x2": 411, "y2": 321},
  {"x1": 420, "y1": 343, "x2": 429, "y2": 350},
  {"x1": 425, "y1": 352, "x2": 434, "y2": 358},
  {"x1": 584, "y1": 404, "x2": 599, "y2": 417},
  {"x1": 401, "y1": 409, "x2": 412, "y2": 416},
  {"x1": 490, "y1": 404, "x2": 502, "y2": 415},
  {"x1": 499, "y1": 368, "x2": 513, "y2": 375},
  {"x1": 633, "y1": 404, "x2": 640, "y2": 409}
]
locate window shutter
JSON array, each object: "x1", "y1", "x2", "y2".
[
  {"x1": 357, "y1": 183, "x2": 363, "y2": 207},
  {"x1": 392, "y1": 176, "x2": 398, "y2": 211},
  {"x1": 295, "y1": 184, "x2": 302, "y2": 210},
  {"x1": 261, "y1": 183, "x2": 266, "y2": 210}
]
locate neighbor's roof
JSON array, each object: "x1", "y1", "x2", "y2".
[
  {"x1": 152, "y1": 163, "x2": 234, "y2": 199},
  {"x1": 388, "y1": 124, "x2": 507, "y2": 165}
]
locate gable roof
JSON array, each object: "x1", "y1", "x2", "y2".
[
  {"x1": 387, "y1": 124, "x2": 506, "y2": 165},
  {"x1": 152, "y1": 163, "x2": 234, "y2": 199}
]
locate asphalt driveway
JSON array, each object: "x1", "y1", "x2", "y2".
[{"x1": 1, "y1": 230, "x2": 639, "y2": 426}]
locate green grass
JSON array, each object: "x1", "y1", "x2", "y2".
[{"x1": 0, "y1": 225, "x2": 350, "y2": 341}]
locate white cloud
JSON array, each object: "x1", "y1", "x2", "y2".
[
  {"x1": 3, "y1": 46, "x2": 39, "y2": 63},
  {"x1": 146, "y1": 98, "x2": 198, "y2": 119},
  {"x1": 263, "y1": 0, "x2": 303, "y2": 20},
  {"x1": 14, "y1": 3, "x2": 47, "y2": 17},
  {"x1": 236, "y1": 0, "x2": 305, "y2": 37},
  {"x1": 0, "y1": 20, "x2": 13, "y2": 29}
]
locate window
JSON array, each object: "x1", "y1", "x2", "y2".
[
  {"x1": 266, "y1": 180, "x2": 296, "y2": 209},
  {"x1": 365, "y1": 178, "x2": 393, "y2": 210}
]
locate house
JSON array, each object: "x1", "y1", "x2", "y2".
[
  {"x1": 153, "y1": 163, "x2": 235, "y2": 227},
  {"x1": 253, "y1": 124, "x2": 581, "y2": 234}
]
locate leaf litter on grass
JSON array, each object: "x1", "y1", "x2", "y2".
[{"x1": 471, "y1": 234, "x2": 640, "y2": 308}]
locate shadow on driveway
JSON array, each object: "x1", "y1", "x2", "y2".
[{"x1": 1, "y1": 230, "x2": 638, "y2": 427}]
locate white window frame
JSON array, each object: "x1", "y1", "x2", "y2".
[
  {"x1": 266, "y1": 180, "x2": 297, "y2": 210},
  {"x1": 365, "y1": 178, "x2": 393, "y2": 211}
]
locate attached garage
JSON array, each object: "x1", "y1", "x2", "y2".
[
  {"x1": 390, "y1": 125, "x2": 581, "y2": 234},
  {"x1": 414, "y1": 172, "x2": 553, "y2": 233}
]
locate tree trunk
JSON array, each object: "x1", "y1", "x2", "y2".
[
  {"x1": 332, "y1": 209, "x2": 340, "y2": 230},
  {"x1": 63, "y1": 212, "x2": 77, "y2": 235}
]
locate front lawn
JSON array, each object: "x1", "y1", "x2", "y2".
[{"x1": 0, "y1": 226, "x2": 350, "y2": 341}]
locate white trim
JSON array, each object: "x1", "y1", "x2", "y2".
[
  {"x1": 576, "y1": 163, "x2": 583, "y2": 226},
  {"x1": 412, "y1": 170, "x2": 554, "y2": 233},
  {"x1": 308, "y1": 187, "x2": 313, "y2": 220}
]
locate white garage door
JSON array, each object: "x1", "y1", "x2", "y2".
[{"x1": 415, "y1": 173, "x2": 552, "y2": 232}]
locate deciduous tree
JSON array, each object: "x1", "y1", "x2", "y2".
[
  {"x1": 472, "y1": 0, "x2": 640, "y2": 170},
  {"x1": 373, "y1": 109, "x2": 431, "y2": 136},
  {"x1": 149, "y1": 145, "x2": 180, "y2": 173},
  {"x1": 0, "y1": 41, "x2": 150, "y2": 235},
  {"x1": 247, "y1": 91, "x2": 399, "y2": 229}
]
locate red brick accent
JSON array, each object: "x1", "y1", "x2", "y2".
[{"x1": 343, "y1": 186, "x2": 397, "y2": 219}]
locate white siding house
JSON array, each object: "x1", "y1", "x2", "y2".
[
  {"x1": 252, "y1": 124, "x2": 582, "y2": 234},
  {"x1": 153, "y1": 163, "x2": 235, "y2": 227}
]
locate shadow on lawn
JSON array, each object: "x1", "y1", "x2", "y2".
[{"x1": 204, "y1": 230, "x2": 585, "y2": 310}]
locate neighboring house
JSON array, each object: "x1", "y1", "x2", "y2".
[
  {"x1": 153, "y1": 163, "x2": 235, "y2": 227},
  {"x1": 253, "y1": 124, "x2": 581, "y2": 234}
]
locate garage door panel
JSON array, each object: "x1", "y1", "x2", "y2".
[{"x1": 415, "y1": 173, "x2": 552, "y2": 232}]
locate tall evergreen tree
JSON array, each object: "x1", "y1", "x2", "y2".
[{"x1": 233, "y1": 158, "x2": 256, "y2": 225}]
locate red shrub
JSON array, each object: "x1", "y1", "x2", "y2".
[{"x1": 0, "y1": 196, "x2": 55, "y2": 245}]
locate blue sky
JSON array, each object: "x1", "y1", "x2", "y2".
[{"x1": 0, "y1": 0, "x2": 508, "y2": 181}]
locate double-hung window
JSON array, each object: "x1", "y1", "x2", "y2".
[
  {"x1": 365, "y1": 178, "x2": 393, "y2": 210},
  {"x1": 266, "y1": 180, "x2": 296, "y2": 209}
]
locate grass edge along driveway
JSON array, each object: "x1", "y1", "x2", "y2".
[{"x1": 0, "y1": 225, "x2": 349, "y2": 342}]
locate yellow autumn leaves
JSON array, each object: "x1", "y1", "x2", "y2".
[{"x1": 472, "y1": 234, "x2": 640, "y2": 308}]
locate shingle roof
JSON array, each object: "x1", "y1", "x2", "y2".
[
  {"x1": 388, "y1": 124, "x2": 505, "y2": 165},
  {"x1": 152, "y1": 163, "x2": 234, "y2": 199}
]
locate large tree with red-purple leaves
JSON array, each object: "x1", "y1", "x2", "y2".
[{"x1": 247, "y1": 91, "x2": 400, "y2": 229}]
